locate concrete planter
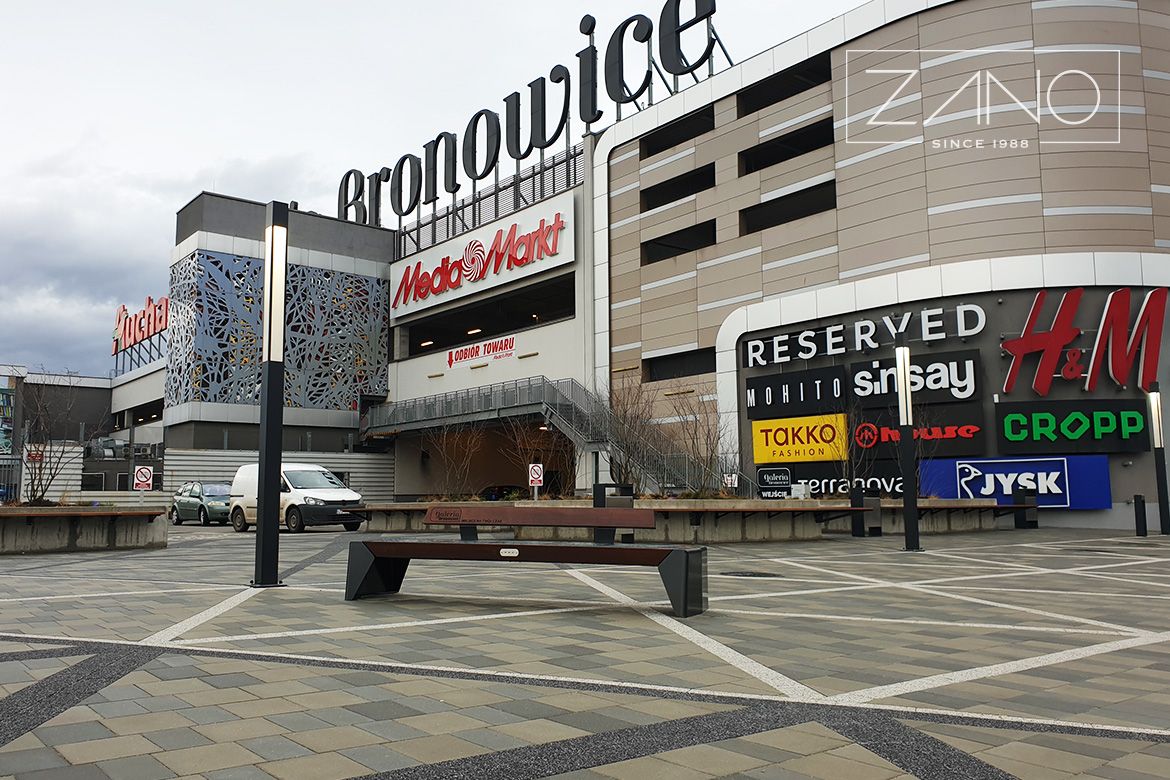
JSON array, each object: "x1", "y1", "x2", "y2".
[{"x1": 0, "y1": 506, "x2": 168, "y2": 554}]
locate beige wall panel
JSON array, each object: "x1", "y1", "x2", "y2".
[
  {"x1": 716, "y1": 215, "x2": 742, "y2": 243},
  {"x1": 611, "y1": 310, "x2": 640, "y2": 332},
  {"x1": 761, "y1": 253, "x2": 839, "y2": 287},
  {"x1": 611, "y1": 231, "x2": 640, "y2": 257},
  {"x1": 926, "y1": 177, "x2": 1043, "y2": 209},
  {"x1": 1031, "y1": 19, "x2": 1143, "y2": 48},
  {"x1": 611, "y1": 325, "x2": 641, "y2": 349},
  {"x1": 929, "y1": 234, "x2": 1048, "y2": 264},
  {"x1": 610, "y1": 201, "x2": 639, "y2": 226},
  {"x1": 835, "y1": 153, "x2": 926, "y2": 195},
  {"x1": 759, "y1": 209, "x2": 838, "y2": 249},
  {"x1": 839, "y1": 208, "x2": 929, "y2": 246},
  {"x1": 760, "y1": 241, "x2": 838, "y2": 273},
  {"x1": 917, "y1": 0, "x2": 1033, "y2": 46},
  {"x1": 640, "y1": 288, "x2": 698, "y2": 313},
  {"x1": 695, "y1": 234, "x2": 763, "y2": 265},
  {"x1": 640, "y1": 254, "x2": 696, "y2": 286},
  {"x1": 695, "y1": 123, "x2": 762, "y2": 168},
  {"x1": 641, "y1": 315, "x2": 699, "y2": 346},
  {"x1": 697, "y1": 275, "x2": 765, "y2": 307},
  {"x1": 697, "y1": 194, "x2": 759, "y2": 227},
  {"x1": 697, "y1": 256, "x2": 764, "y2": 290},
  {"x1": 763, "y1": 266, "x2": 841, "y2": 299},
  {"x1": 836, "y1": 186, "x2": 927, "y2": 231},
  {"x1": 1040, "y1": 150, "x2": 1151, "y2": 171},
  {"x1": 716, "y1": 154, "x2": 739, "y2": 178},
  {"x1": 756, "y1": 84, "x2": 832, "y2": 131},
  {"x1": 831, "y1": 17, "x2": 920, "y2": 69},
  {"x1": 756, "y1": 147, "x2": 835, "y2": 188},
  {"x1": 836, "y1": 172, "x2": 929, "y2": 210},
  {"x1": 929, "y1": 212, "x2": 1045, "y2": 241},
  {"x1": 925, "y1": 151, "x2": 1041, "y2": 188},
  {"x1": 639, "y1": 209, "x2": 698, "y2": 241},
  {"x1": 837, "y1": 233, "x2": 931, "y2": 276},
  {"x1": 612, "y1": 268, "x2": 642, "y2": 298},
  {"x1": 698, "y1": 324, "x2": 721, "y2": 347},
  {"x1": 637, "y1": 144, "x2": 700, "y2": 185},
  {"x1": 1044, "y1": 228, "x2": 1155, "y2": 250},
  {"x1": 609, "y1": 144, "x2": 640, "y2": 178},
  {"x1": 697, "y1": 174, "x2": 762, "y2": 209},
  {"x1": 609, "y1": 356, "x2": 640, "y2": 375},
  {"x1": 641, "y1": 302, "x2": 702, "y2": 331},
  {"x1": 1153, "y1": 160, "x2": 1170, "y2": 184}
]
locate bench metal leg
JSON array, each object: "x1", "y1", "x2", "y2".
[
  {"x1": 459, "y1": 526, "x2": 478, "y2": 541},
  {"x1": 657, "y1": 547, "x2": 707, "y2": 618},
  {"x1": 345, "y1": 542, "x2": 410, "y2": 600},
  {"x1": 593, "y1": 527, "x2": 616, "y2": 544}
]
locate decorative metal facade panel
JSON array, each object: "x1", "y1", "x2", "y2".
[{"x1": 166, "y1": 251, "x2": 389, "y2": 411}]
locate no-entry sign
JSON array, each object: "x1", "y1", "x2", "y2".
[
  {"x1": 133, "y1": 466, "x2": 153, "y2": 491},
  {"x1": 528, "y1": 463, "x2": 544, "y2": 487}
]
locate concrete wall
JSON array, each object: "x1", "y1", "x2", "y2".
[{"x1": 0, "y1": 510, "x2": 167, "y2": 554}]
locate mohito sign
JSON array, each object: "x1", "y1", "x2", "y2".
[
  {"x1": 339, "y1": 0, "x2": 726, "y2": 227},
  {"x1": 751, "y1": 414, "x2": 848, "y2": 463},
  {"x1": 996, "y1": 400, "x2": 1150, "y2": 455},
  {"x1": 1003, "y1": 287, "x2": 1167, "y2": 396},
  {"x1": 448, "y1": 335, "x2": 517, "y2": 368},
  {"x1": 742, "y1": 304, "x2": 987, "y2": 368},
  {"x1": 391, "y1": 192, "x2": 574, "y2": 318},
  {"x1": 112, "y1": 296, "x2": 169, "y2": 355}
]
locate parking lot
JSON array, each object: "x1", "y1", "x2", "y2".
[{"x1": 1, "y1": 525, "x2": 1170, "y2": 779}]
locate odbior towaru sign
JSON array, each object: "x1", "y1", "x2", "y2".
[{"x1": 390, "y1": 192, "x2": 574, "y2": 319}]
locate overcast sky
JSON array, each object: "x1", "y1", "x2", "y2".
[{"x1": 0, "y1": 0, "x2": 863, "y2": 377}]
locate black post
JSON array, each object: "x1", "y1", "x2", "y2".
[
  {"x1": 253, "y1": 201, "x2": 289, "y2": 588},
  {"x1": 849, "y1": 484, "x2": 865, "y2": 538},
  {"x1": 1156, "y1": 446, "x2": 1170, "y2": 535},
  {"x1": 899, "y1": 423, "x2": 921, "y2": 551},
  {"x1": 1134, "y1": 494, "x2": 1148, "y2": 537}
]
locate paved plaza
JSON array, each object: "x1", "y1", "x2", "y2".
[{"x1": 1, "y1": 525, "x2": 1170, "y2": 778}]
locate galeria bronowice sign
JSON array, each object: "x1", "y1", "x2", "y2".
[{"x1": 390, "y1": 192, "x2": 574, "y2": 319}]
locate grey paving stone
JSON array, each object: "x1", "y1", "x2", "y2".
[
  {"x1": 204, "y1": 767, "x2": 276, "y2": 780},
  {"x1": 266, "y1": 712, "x2": 334, "y2": 732},
  {"x1": 494, "y1": 700, "x2": 569, "y2": 720},
  {"x1": 137, "y1": 696, "x2": 190, "y2": 713},
  {"x1": 342, "y1": 700, "x2": 423, "y2": 721},
  {"x1": 456, "y1": 705, "x2": 529, "y2": 726},
  {"x1": 179, "y1": 706, "x2": 237, "y2": 725},
  {"x1": 95, "y1": 754, "x2": 176, "y2": 780},
  {"x1": 239, "y1": 736, "x2": 315, "y2": 762},
  {"x1": 200, "y1": 673, "x2": 265, "y2": 689},
  {"x1": 17, "y1": 764, "x2": 112, "y2": 780},
  {"x1": 0, "y1": 748, "x2": 68, "y2": 775},
  {"x1": 144, "y1": 726, "x2": 214, "y2": 750},
  {"x1": 341, "y1": 745, "x2": 420, "y2": 772},
  {"x1": 355, "y1": 720, "x2": 430, "y2": 742},
  {"x1": 88, "y1": 701, "x2": 148, "y2": 718},
  {"x1": 33, "y1": 722, "x2": 115, "y2": 748}
]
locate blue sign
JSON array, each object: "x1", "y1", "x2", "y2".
[{"x1": 920, "y1": 455, "x2": 1112, "y2": 510}]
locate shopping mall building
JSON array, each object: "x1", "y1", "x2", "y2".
[{"x1": 10, "y1": 0, "x2": 1170, "y2": 527}]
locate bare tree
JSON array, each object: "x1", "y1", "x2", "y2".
[
  {"x1": 20, "y1": 371, "x2": 109, "y2": 505},
  {"x1": 498, "y1": 416, "x2": 580, "y2": 498},
  {"x1": 422, "y1": 422, "x2": 486, "y2": 499},
  {"x1": 604, "y1": 372, "x2": 660, "y2": 494},
  {"x1": 661, "y1": 381, "x2": 733, "y2": 497}
]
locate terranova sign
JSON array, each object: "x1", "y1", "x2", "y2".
[{"x1": 390, "y1": 191, "x2": 574, "y2": 320}]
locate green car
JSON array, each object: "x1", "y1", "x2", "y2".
[{"x1": 169, "y1": 481, "x2": 231, "y2": 526}]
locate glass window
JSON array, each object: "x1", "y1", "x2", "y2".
[
  {"x1": 203, "y1": 483, "x2": 230, "y2": 497},
  {"x1": 284, "y1": 470, "x2": 346, "y2": 489}
]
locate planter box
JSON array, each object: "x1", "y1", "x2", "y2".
[{"x1": 0, "y1": 506, "x2": 168, "y2": 554}]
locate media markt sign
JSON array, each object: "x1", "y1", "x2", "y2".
[
  {"x1": 996, "y1": 400, "x2": 1150, "y2": 455},
  {"x1": 390, "y1": 191, "x2": 574, "y2": 320}
]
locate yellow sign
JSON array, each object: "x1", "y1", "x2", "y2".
[{"x1": 752, "y1": 414, "x2": 848, "y2": 463}]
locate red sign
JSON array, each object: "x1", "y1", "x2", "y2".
[
  {"x1": 447, "y1": 335, "x2": 517, "y2": 368},
  {"x1": 113, "y1": 296, "x2": 169, "y2": 355},
  {"x1": 392, "y1": 212, "x2": 566, "y2": 311},
  {"x1": 1003, "y1": 287, "x2": 1167, "y2": 396},
  {"x1": 854, "y1": 422, "x2": 981, "y2": 448}
]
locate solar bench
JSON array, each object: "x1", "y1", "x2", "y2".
[{"x1": 343, "y1": 505, "x2": 707, "y2": 617}]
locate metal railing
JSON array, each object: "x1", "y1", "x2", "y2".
[
  {"x1": 365, "y1": 376, "x2": 757, "y2": 496},
  {"x1": 398, "y1": 144, "x2": 584, "y2": 257}
]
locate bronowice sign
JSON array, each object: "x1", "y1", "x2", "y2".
[{"x1": 390, "y1": 192, "x2": 574, "y2": 319}]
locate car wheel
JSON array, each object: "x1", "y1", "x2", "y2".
[
  {"x1": 286, "y1": 507, "x2": 306, "y2": 533},
  {"x1": 343, "y1": 521, "x2": 361, "y2": 532},
  {"x1": 199, "y1": 507, "x2": 210, "y2": 527},
  {"x1": 231, "y1": 508, "x2": 249, "y2": 533},
  {"x1": 169, "y1": 507, "x2": 182, "y2": 526}
]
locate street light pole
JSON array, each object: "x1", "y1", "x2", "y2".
[
  {"x1": 895, "y1": 336, "x2": 922, "y2": 551},
  {"x1": 253, "y1": 201, "x2": 289, "y2": 588},
  {"x1": 1149, "y1": 381, "x2": 1169, "y2": 535}
]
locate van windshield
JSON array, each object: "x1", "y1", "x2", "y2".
[{"x1": 285, "y1": 470, "x2": 345, "y2": 490}]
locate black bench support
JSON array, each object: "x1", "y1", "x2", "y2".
[
  {"x1": 345, "y1": 542, "x2": 410, "y2": 600},
  {"x1": 658, "y1": 547, "x2": 707, "y2": 617}
]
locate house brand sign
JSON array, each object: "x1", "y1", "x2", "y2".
[{"x1": 338, "y1": 0, "x2": 728, "y2": 227}]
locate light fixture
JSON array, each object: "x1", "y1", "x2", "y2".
[
  {"x1": 894, "y1": 335, "x2": 922, "y2": 552},
  {"x1": 420, "y1": 340, "x2": 434, "y2": 348},
  {"x1": 467, "y1": 328, "x2": 482, "y2": 335},
  {"x1": 539, "y1": 424, "x2": 550, "y2": 431}
]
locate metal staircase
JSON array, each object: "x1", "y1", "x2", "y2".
[{"x1": 363, "y1": 376, "x2": 755, "y2": 495}]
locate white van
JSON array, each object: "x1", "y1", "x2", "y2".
[{"x1": 228, "y1": 463, "x2": 364, "y2": 533}]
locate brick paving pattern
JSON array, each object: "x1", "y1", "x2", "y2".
[{"x1": 0, "y1": 525, "x2": 1168, "y2": 778}]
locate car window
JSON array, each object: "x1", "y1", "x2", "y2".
[
  {"x1": 191, "y1": 483, "x2": 202, "y2": 497},
  {"x1": 177, "y1": 483, "x2": 191, "y2": 497},
  {"x1": 203, "y1": 483, "x2": 230, "y2": 497},
  {"x1": 285, "y1": 470, "x2": 346, "y2": 489}
]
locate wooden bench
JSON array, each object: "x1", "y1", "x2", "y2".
[{"x1": 344, "y1": 505, "x2": 707, "y2": 617}]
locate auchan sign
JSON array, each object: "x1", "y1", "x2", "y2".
[{"x1": 391, "y1": 191, "x2": 574, "y2": 319}]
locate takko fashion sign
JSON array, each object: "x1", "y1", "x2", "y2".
[{"x1": 390, "y1": 192, "x2": 574, "y2": 319}]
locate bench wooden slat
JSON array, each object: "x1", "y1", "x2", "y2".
[{"x1": 423, "y1": 505, "x2": 655, "y2": 529}]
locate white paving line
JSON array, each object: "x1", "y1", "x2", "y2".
[
  {"x1": 173, "y1": 604, "x2": 604, "y2": 645},
  {"x1": 830, "y1": 629, "x2": 1170, "y2": 705},
  {"x1": 0, "y1": 585, "x2": 242, "y2": 603},
  {"x1": 563, "y1": 568, "x2": 825, "y2": 702},
  {"x1": 142, "y1": 588, "x2": 264, "y2": 645},
  {"x1": 920, "y1": 550, "x2": 1046, "y2": 571},
  {"x1": 0, "y1": 572, "x2": 249, "y2": 589},
  {"x1": 776, "y1": 559, "x2": 1151, "y2": 636},
  {"x1": 3, "y1": 629, "x2": 1170, "y2": 738},
  {"x1": 936, "y1": 585, "x2": 1170, "y2": 602},
  {"x1": 706, "y1": 608, "x2": 1129, "y2": 636}
]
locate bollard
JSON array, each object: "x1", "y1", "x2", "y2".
[
  {"x1": 1134, "y1": 494, "x2": 1148, "y2": 537},
  {"x1": 849, "y1": 485, "x2": 866, "y2": 538}
]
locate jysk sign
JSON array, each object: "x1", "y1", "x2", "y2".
[
  {"x1": 390, "y1": 192, "x2": 573, "y2": 319},
  {"x1": 996, "y1": 400, "x2": 1149, "y2": 454},
  {"x1": 751, "y1": 414, "x2": 848, "y2": 463},
  {"x1": 920, "y1": 455, "x2": 1112, "y2": 509}
]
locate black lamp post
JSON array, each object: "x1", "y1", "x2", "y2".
[
  {"x1": 253, "y1": 201, "x2": 289, "y2": 587},
  {"x1": 1149, "y1": 381, "x2": 1169, "y2": 535},
  {"x1": 895, "y1": 335, "x2": 922, "y2": 551}
]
